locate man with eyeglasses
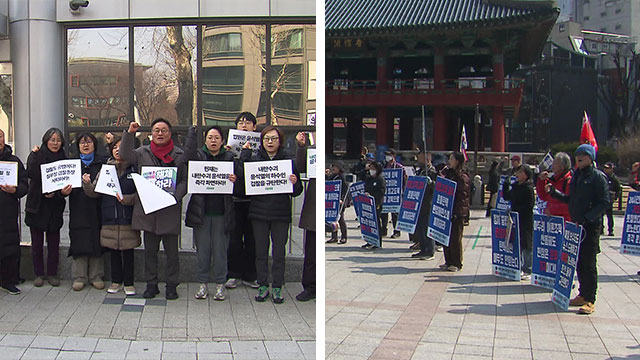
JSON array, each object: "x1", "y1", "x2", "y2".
[
  {"x1": 120, "y1": 119, "x2": 188, "y2": 300},
  {"x1": 225, "y1": 112, "x2": 261, "y2": 290}
]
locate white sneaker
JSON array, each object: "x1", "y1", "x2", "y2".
[
  {"x1": 243, "y1": 280, "x2": 259, "y2": 289},
  {"x1": 213, "y1": 284, "x2": 226, "y2": 301},
  {"x1": 124, "y1": 286, "x2": 136, "y2": 296},
  {"x1": 195, "y1": 283, "x2": 208, "y2": 299},
  {"x1": 107, "y1": 283, "x2": 122, "y2": 294},
  {"x1": 225, "y1": 278, "x2": 239, "y2": 289}
]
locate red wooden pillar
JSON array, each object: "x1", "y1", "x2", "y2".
[
  {"x1": 433, "y1": 48, "x2": 447, "y2": 150},
  {"x1": 492, "y1": 50, "x2": 506, "y2": 152},
  {"x1": 376, "y1": 107, "x2": 393, "y2": 146}
]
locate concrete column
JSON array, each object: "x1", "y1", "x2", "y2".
[
  {"x1": 10, "y1": 0, "x2": 64, "y2": 160},
  {"x1": 433, "y1": 107, "x2": 446, "y2": 150}
]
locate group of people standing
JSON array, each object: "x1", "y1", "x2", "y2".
[{"x1": 0, "y1": 112, "x2": 316, "y2": 305}]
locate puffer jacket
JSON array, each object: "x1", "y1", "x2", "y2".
[
  {"x1": 241, "y1": 147, "x2": 303, "y2": 223},
  {"x1": 551, "y1": 164, "x2": 609, "y2": 225},
  {"x1": 68, "y1": 156, "x2": 104, "y2": 257},
  {"x1": 536, "y1": 170, "x2": 572, "y2": 221},
  {"x1": 441, "y1": 167, "x2": 470, "y2": 221},
  {"x1": 83, "y1": 158, "x2": 140, "y2": 250},
  {"x1": 0, "y1": 145, "x2": 28, "y2": 259}
]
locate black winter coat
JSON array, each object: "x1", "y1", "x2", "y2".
[
  {"x1": 0, "y1": 145, "x2": 28, "y2": 259},
  {"x1": 241, "y1": 147, "x2": 303, "y2": 223},
  {"x1": 296, "y1": 144, "x2": 315, "y2": 231},
  {"x1": 487, "y1": 167, "x2": 500, "y2": 193},
  {"x1": 185, "y1": 146, "x2": 238, "y2": 234},
  {"x1": 441, "y1": 167, "x2": 470, "y2": 221},
  {"x1": 551, "y1": 164, "x2": 609, "y2": 225},
  {"x1": 502, "y1": 179, "x2": 534, "y2": 250},
  {"x1": 25, "y1": 147, "x2": 67, "y2": 232},
  {"x1": 68, "y1": 157, "x2": 104, "y2": 257},
  {"x1": 364, "y1": 173, "x2": 386, "y2": 211}
]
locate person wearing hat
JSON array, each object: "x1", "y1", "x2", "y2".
[
  {"x1": 601, "y1": 163, "x2": 621, "y2": 236},
  {"x1": 545, "y1": 143, "x2": 609, "y2": 315},
  {"x1": 326, "y1": 161, "x2": 348, "y2": 244},
  {"x1": 508, "y1": 155, "x2": 522, "y2": 176},
  {"x1": 502, "y1": 164, "x2": 535, "y2": 279},
  {"x1": 382, "y1": 148, "x2": 405, "y2": 238}
]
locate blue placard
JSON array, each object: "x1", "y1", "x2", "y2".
[
  {"x1": 491, "y1": 209, "x2": 521, "y2": 281},
  {"x1": 620, "y1": 191, "x2": 640, "y2": 255},
  {"x1": 396, "y1": 176, "x2": 428, "y2": 234},
  {"x1": 496, "y1": 175, "x2": 514, "y2": 211},
  {"x1": 356, "y1": 194, "x2": 381, "y2": 247},
  {"x1": 382, "y1": 168, "x2": 403, "y2": 213},
  {"x1": 427, "y1": 176, "x2": 457, "y2": 247},
  {"x1": 348, "y1": 181, "x2": 366, "y2": 219},
  {"x1": 532, "y1": 214, "x2": 564, "y2": 290},
  {"x1": 325, "y1": 180, "x2": 341, "y2": 223},
  {"x1": 551, "y1": 221, "x2": 583, "y2": 311}
]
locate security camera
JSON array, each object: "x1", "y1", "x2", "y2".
[{"x1": 69, "y1": 0, "x2": 89, "y2": 11}]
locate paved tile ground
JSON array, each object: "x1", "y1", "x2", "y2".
[
  {"x1": 0, "y1": 281, "x2": 315, "y2": 359},
  {"x1": 326, "y1": 208, "x2": 640, "y2": 360}
]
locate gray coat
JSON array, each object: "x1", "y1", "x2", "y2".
[
  {"x1": 119, "y1": 131, "x2": 188, "y2": 235},
  {"x1": 296, "y1": 144, "x2": 315, "y2": 231}
]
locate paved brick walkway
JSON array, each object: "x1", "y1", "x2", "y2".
[
  {"x1": 0, "y1": 281, "x2": 315, "y2": 359},
  {"x1": 326, "y1": 208, "x2": 640, "y2": 360}
]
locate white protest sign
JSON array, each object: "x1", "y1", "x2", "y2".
[
  {"x1": 403, "y1": 166, "x2": 415, "y2": 177},
  {"x1": 307, "y1": 149, "x2": 316, "y2": 178},
  {"x1": 188, "y1": 161, "x2": 234, "y2": 194},
  {"x1": 141, "y1": 166, "x2": 177, "y2": 194},
  {"x1": 0, "y1": 161, "x2": 18, "y2": 186},
  {"x1": 244, "y1": 160, "x2": 293, "y2": 195},
  {"x1": 131, "y1": 173, "x2": 177, "y2": 214},
  {"x1": 227, "y1": 129, "x2": 261, "y2": 156},
  {"x1": 40, "y1": 159, "x2": 82, "y2": 193},
  {"x1": 95, "y1": 164, "x2": 122, "y2": 198}
]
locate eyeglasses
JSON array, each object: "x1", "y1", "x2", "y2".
[
  {"x1": 152, "y1": 128, "x2": 170, "y2": 134},
  {"x1": 263, "y1": 136, "x2": 279, "y2": 143},
  {"x1": 237, "y1": 120, "x2": 253, "y2": 125},
  {"x1": 207, "y1": 136, "x2": 222, "y2": 141},
  {"x1": 79, "y1": 141, "x2": 93, "y2": 146}
]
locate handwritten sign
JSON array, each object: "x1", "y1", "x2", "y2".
[
  {"x1": 532, "y1": 214, "x2": 564, "y2": 289},
  {"x1": 620, "y1": 191, "x2": 640, "y2": 255},
  {"x1": 356, "y1": 194, "x2": 380, "y2": 247},
  {"x1": 227, "y1": 129, "x2": 261, "y2": 156},
  {"x1": 427, "y1": 176, "x2": 457, "y2": 247},
  {"x1": 141, "y1": 166, "x2": 177, "y2": 195},
  {"x1": 0, "y1": 161, "x2": 18, "y2": 186},
  {"x1": 40, "y1": 159, "x2": 82, "y2": 193},
  {"x1": 243, "y1": 160, "x2": 293, "y2": 195},
  {"x1": 131, "y1": 173, "x2": 177, "y2": 215},
  {"x1": 382, "y1": 168, "x2": 403, "y2": 213},
  {"x1": 306, "y1": 149, "x2": 316, "y2": 178},
  {"x1": 95, "y1": 164, "x2": 122, "y2": 198},
  {"x1": 396, "y1": 176, "x2": 428, "y2": 234},
  {"x1": 187, "y1": 161, "x2": 234, "y2": 194},
  {"x1": 491, "y1": 209, "x2": 521, "y2": 281},
  {"x1": 552, "y1": 221, "x2": 583, "y2": 311},
  {"x1": 325, "y1": 180, "x2": 341, "y2": 223}
]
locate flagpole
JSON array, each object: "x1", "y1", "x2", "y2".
[
  {"x1": 421, "y1": 105, "x2": 426, "y2": 152},
  {"x1": 474, "y1": 104, "x2": 480, "y2": 176}
]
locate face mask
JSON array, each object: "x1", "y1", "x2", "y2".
[
  {"x1": 369, "y1": 169, "x2": 377, "y2": 176},
  {"x1": 385, "y1": 155, "x2": 393, "y2": 162}
]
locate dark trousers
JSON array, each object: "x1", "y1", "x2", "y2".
[
  {"x1": 0, "y1": 255, "x2": 19, "y2": 287},
  {"x1": 577, "y1": 222, "x2": 600, "y2": 303},
  {"x1": 410, "y1": 210, "x2": 433, "y2": 256},
  {"x1": 604, "y1": 206, "x2": 614, "y2": 233},
  {"x1": 228, "y1": 201, "x2": 257, "y2": 281},
  {"x1": 143, "y1": 232, "x2": 179, "y2": 286},
  {"x1": 332, "y1": 208, "x2": 347, "y2": 240},
  {"x1": 380, "y1": 212, "x2": 399, "y2": 235},
  {"x1": 302, "y1": 230, "x2": 316, "y2": 293},
  {"x1": 443, "y1": 219, "x2": 464, "y2": 269},
  {"x1": 376, "y1": 208, "x2": 383, "y2": 247},
  {"x1": 111, "y1": 249, "x2": 134, "y2": 286},
  {"x1": 252, "y1": 220, "x2": 289, "y2": 288},
  {"x1": 30, "y1": 229, "x2": 60, "y2": 277}
]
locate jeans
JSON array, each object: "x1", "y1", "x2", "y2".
[
  {"x1": 30, "y1": 229, "x2": 60, "y2": 277},
  {"x1": 111, "y1": 249, "x2": 134, "y2": 286},
  {"x1": 194, "y1": 215, "x2": 229, "y2": 284},
  {"x1": 143, "y1": 232, "x2": 179, "y2": 286},
  {"x1": 252, "y1": 220, "x2": 289, "y2": 288}
]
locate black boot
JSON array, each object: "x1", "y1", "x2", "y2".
[
  {"x1": 143, "y1": 284, "x2": 159, "y2": 299},
  {"x1": 326, "y1": 232, "x2": 338, "y2": 243},
  {"x1": 165, "y1": 284, "x2": 179, "y2": 300}
]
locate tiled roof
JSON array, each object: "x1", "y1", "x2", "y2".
[{"x1": 326, "y1": 0, "x2": 555, "y2": 33}]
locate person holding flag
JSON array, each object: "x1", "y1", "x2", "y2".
[{"x1": 459, "y1": 125, "x2": 468, "y2": 162}]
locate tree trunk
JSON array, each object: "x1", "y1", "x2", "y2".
[{"x1": 166, "y1": 26, "x2": 193, "y2": 125}]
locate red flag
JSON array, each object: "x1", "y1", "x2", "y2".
[{"x1": 580, "y1": 111, "x2": 598, "y2": 152}]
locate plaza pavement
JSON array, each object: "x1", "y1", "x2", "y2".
[
  {"x1": 326, "y1": 208, "x2": 640, "y2": 360},
  {"x1": 0, "y1": 281, "x2": 315, "y2": 359}
]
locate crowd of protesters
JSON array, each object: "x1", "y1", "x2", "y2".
[{"x1": 0, "y1": 112, "x2": 315, "y2": 304}]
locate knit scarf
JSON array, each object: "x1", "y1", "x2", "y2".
[
  {"x1": 150, "y1": 139, "x2": 175, "y2": 164},
  {"x1": 79, "y1": 152, "x2": 94, "y2": 166}
]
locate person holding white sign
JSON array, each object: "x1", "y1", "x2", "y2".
[
  {"x1": 25, "y1": 128, "x2": 71, "y2": 287},
  {"x1": 83, "y1": 136, "x2": 141, "y2": 296},
  {"x1": 240, "y1": 125, "x2": 303, "y2": 304},
  {"x1": 120, "y1": 119, "x2": 188, "y2": 300},
  {"x1": 0, "y1": 129, "x2": 28, "y2": 295},
  {"x1": 184, "y1": 125, "x2": 239, "y2": 301},
  {"x1": 226, "y1": 112, "x2": 260, "y2": 290},
  {"x1": 67, "y1": 133, "x2": 106, "y2": 291}
]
